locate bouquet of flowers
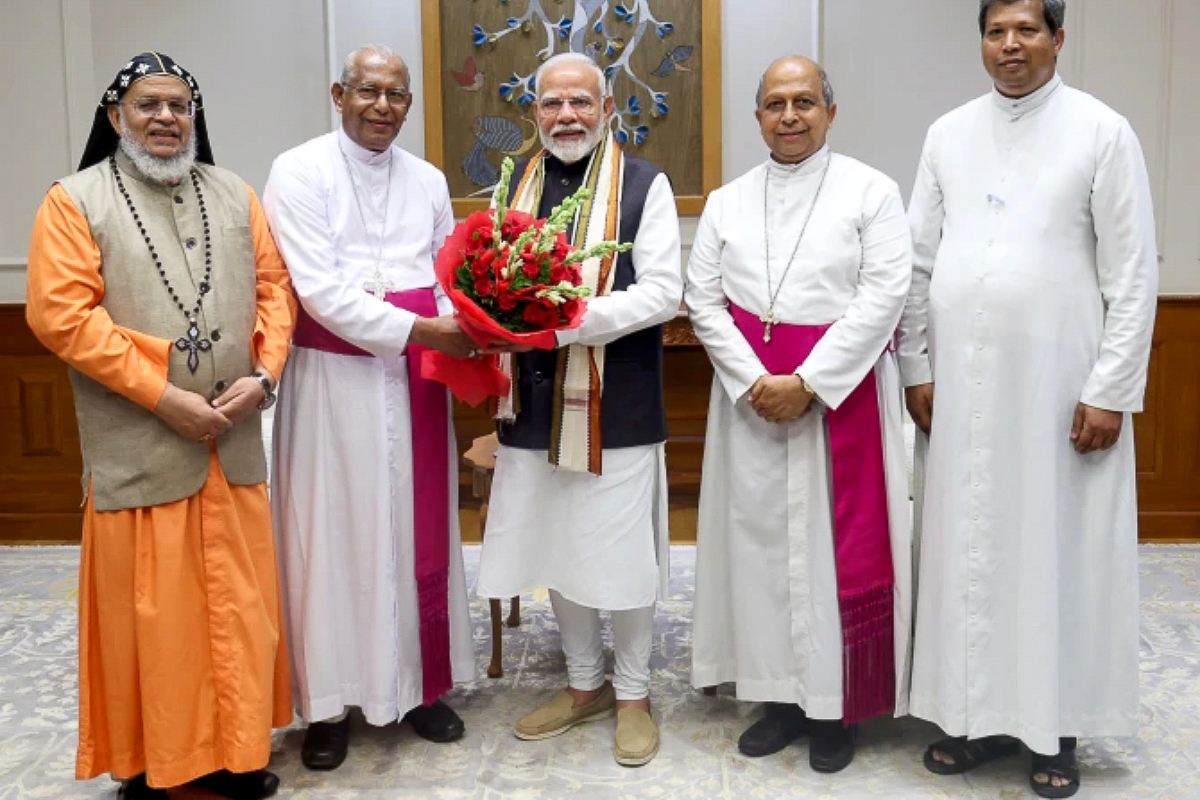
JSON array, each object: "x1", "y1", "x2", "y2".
[{"x1": 422, "y1": 157, "x2": 632, "y2": 405}]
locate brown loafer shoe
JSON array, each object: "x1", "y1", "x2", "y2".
[
  {"x1": 614, "y1": 707, "x2": 659, "y2": 767},
  {"x1": 514, "y1": 682, "x2": 616, "y2": 740}
]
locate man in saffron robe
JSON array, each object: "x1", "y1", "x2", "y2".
[{"x1": 26, "y1": 52, "x2": 295, "y2": 799}]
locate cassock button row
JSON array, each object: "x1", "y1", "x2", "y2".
[
  {"x1": 533, "y1": 371, "x2": 544, "y2": 383},
  {"x1": 211, "y1": 329, "x2": 221, "y2": 342},
  {"x1": 174, "y1": 195, "x2": 184, "y2": 204},
  {"x1": 185, "y1": 237, "x2": 197, "y2": 249},
  {"x1": 214, "y1": 380, "x2": 226, "y2": 392},
  {"x1": 560, "y1": 178, "x2": 570, "y2": 186}
]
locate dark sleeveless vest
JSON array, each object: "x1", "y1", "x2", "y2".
[{"x1": 498, "y1": 152, "x2": 669, "y2": 450}]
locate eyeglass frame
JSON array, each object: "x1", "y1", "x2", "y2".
[
  {"x1": 121, "y1": 97, "x2": 197, "y2": 119},
  {"x1": 534, "y1": 94, "x2": 603, "y2": 117},
  {"x1": 341, "y1": 82, "x2": 413, "y2": 107}
]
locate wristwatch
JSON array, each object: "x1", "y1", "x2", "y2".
[{"x1": 253, "y1": 371, "x2": 276, "y2": 410}]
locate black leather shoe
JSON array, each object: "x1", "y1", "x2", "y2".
[
  {"x1": 189, "y1": 769, "x2": 280, "y2": 799},
  {"x1": 403, "y1": 698, "x2": 465, "y2": 743},
  {"x1": 809, "y1": 719, "x2": 858, "y2": 773},
  {"x1": 737, "y1": 702, "x2": 810, "y2": 757},
  {"x1": 301, "y1": 715, "x2": 352, "y2": 771},
  {"x1": 118, "y1": 773, "x2": 168, "y2": 799}
]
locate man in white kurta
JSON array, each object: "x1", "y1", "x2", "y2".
[
  {"x1": 263, "y1": 45, "x2": 475, "y2": 771},
  {"x1": 898, "y1": 2, "x2": 1157, "y2": 796},
  {"x1": 475, "y1": 54, "x2": 682, "y2": 767},
  {"x1": 687, "y1": 56, "x2": 913, "y2": 774}
]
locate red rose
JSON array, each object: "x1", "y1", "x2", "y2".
[
  {"x1": 552, "y1": 235, "x2": 571, "y2": 260},
  {"x1": 550, "y1": 265, "x2": 567, "y2": 283},
  {"x1": 497, "y1": 292, "x2": 518, "y2": 311},
  {"x1": 501, "y1": 217, "x2": 527, "y2": 238},
  {"x1": 567, "y1": 266, "x2": 582, "y2": 283},
  {"x1": 473, "y1": 277, "x2": 495, "y2": 297},
  {"x1": 521, "y1": 260, "x2": 540, "y2": 279},
  {"x1": 522, "y1": 304, "x2": 544, "y2": 327},
  {"x1": 562, "y1": 298, "x2": 581, "y2": 320}
]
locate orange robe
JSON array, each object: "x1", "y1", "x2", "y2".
[{"x1": 26, "y1": 183, "x2": 296, "y2": 788}]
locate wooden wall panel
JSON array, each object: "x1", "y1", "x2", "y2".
[
  {"x1": 5, "y1": 301, "x2": 1199, "y2": 544},
  {"x1": 0, "y1": 306, "x2": 83, "y2": 542},
  {"x1": 1136, "y1": 298, "x2": 1200, "y2": 540}
]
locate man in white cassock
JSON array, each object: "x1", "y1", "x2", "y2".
[
  {"x1": 475, "y1": 53, "x2": 681, "y2": 767},
  {"x1": 898, "y1": 2, "x2": 1157, "y2": 797},
  {"x1": 263, "y1": 45, "x2": 477, "y2": 771},
  {"x1": 686, "y1": 56, "x2": 913, "y2": 775}
]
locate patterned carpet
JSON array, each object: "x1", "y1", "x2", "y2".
[{"x1": 1, "y1": 544, "x2": 1198, "y2": 799}]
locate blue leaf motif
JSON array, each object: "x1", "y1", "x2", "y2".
[
  {"x1": 654, "y1": 100, "x2": 669, "y2": 115},
  {"x1": 604, "y1": 65, "x2": 617, "y2": 78},
  {"x1": 627, "y1": 95, "x2": 641, "y2": 115},
  {"x1": 506, "y1": 17, "x2": 519, "y2": 28},
  {"x1": 472, "y1": 25, "x2": 487, "y2": 46},
  {"x1": 614, "y1": 4, "x2": 633, "y2": 22},
  {"x1": 517, "y1": 92, "x2": 536, "y2": 107},
  {"x1": 616, "y1": 128, "x2": 629, "y2": 144},
  {"x1": 593, "y1": 20, "x2": 605, "y2": 34},
  {"x1": 498, "y1": 84, "x2": 514, "y2": 100},
  {"x1": 657, "y1": 22, "x2": 675, "y2": 39},
  {"x1": 633, "y1": 125, "x2": 649, "y2": 145}
]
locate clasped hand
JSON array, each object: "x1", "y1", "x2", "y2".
[{"x1": 749, "y1": 374, "x2": 814, "y2": 423}]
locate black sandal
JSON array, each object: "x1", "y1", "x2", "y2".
[
  {"x1": 922, "y1": 734, "x2": 1021, "y2": 775},
  {"x1": 1030, "y1": 739, "x2": 1080, "y2": 799}
]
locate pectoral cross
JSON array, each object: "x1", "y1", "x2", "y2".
[
  {"x1": 760, "y1": 307, "x2": 779, "y2": 343},
  {"x1": 363, "y1": 268, "x2": 395, "y2": 300},
  {"x1": 175, "y1": 318, "x2": 212, "y2": 373}
]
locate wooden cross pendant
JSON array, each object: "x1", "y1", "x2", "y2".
[
  {"x1": 175, "y1": 318, "x2": 212, "y2": 374},
  {"x1": 760, "y1": 308, "x2": 779, "y2": 343}
]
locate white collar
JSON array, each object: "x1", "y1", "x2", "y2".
[
  {"x1": 336, "y1": 126, "x2": 394, "y2": 168},
  {"x1": 766, "y1": 145, "x2": 831, "y2": 180},
  {"x1": 991, "y1": 73, "x2": 1063, "y2": 121}
]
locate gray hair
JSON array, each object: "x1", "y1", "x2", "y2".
[
  {"x1": 755, "y1": 63, "x2": 835, "y2": 110},
  {"x1": 978, "y1": 0, "x2": 1066, "y2": 35},
  {"x1": 339, "y1": 44, "x2": 407, "y2": 86},
  {"x1": 534, "y1": 52, "x2": 610, "y2": 98}
]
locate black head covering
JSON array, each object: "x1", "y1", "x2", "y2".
[{"x1": 77, "y1": 52, "x2": 214, "y2": 171}]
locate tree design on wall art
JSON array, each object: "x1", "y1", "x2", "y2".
[{"x1": 422, "y1": 0, "x2": 721, "y2": 216}]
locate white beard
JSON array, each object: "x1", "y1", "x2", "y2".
[
  {"x1": 540, "y1": 121, "x2": 607, "y2": 165},
  {"x1": 117, "y1": 113, "x2": 198, "y2": 184}
]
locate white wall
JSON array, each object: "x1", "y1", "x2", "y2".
[
  {"x1": 824, "y1": 0, "x2": 1199, "y2": 294},
  {"x1": 2, "y1": 0, "x2": 1196, "y2": 303}
]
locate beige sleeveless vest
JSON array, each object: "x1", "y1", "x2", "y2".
[{"x1": 58, "y1": 150, "x2": 266, "y2": 511}]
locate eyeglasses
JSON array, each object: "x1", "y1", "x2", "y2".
[
  {"x1": 343, "y1": 83, "x2": 412, "y2": 107},
  {"x1": 124, "y1": 98, "x2": 196, "y2": 119},
  {"x1": 536, "y1": 96, "x2": 598, "y2": 116}
]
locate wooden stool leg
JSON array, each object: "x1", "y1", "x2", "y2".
[
  {"x1": 506, "y1": 595, "x2": 520, "y2": 628},
  {"x1": 487, "y1": 597, "x2": 504, "y2": 678}
]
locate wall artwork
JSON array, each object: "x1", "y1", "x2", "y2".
[{"x1": 421, "y1": 0, "x2": 721, "y2": 215}]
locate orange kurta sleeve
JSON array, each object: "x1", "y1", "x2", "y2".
[
  {"x1": 26, "y1": 183, "x2": 171, "y2": 411},
  {"x1": 245, "y1": 185, "x2": 296, "y2": 382}
]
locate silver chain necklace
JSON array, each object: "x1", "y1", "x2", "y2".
[
  {"x1": 340, "y1": 147, "x2": 394, "y2": 299},
  {"x1": 761, "y1": 158, "x2": 830, "y2": 342}
]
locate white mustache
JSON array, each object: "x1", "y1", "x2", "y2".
[{"x1": 551, "y1": 124, "x2": 588, "y2": 136}]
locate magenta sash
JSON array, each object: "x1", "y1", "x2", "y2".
[
  {"x1": 730, "y1": 304, "x2": 895, "y2": 724},
  {"x1": 293, "y1": 290, "x2": 452, "y2": 705}
]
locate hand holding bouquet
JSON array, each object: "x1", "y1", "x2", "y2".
[{"x1": 422, "y1": 157, "x2": 632, "y2": 405}]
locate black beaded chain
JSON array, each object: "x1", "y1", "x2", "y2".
[{"x1": 110, "y1": 155, "x2": 213, "y2": 373}]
